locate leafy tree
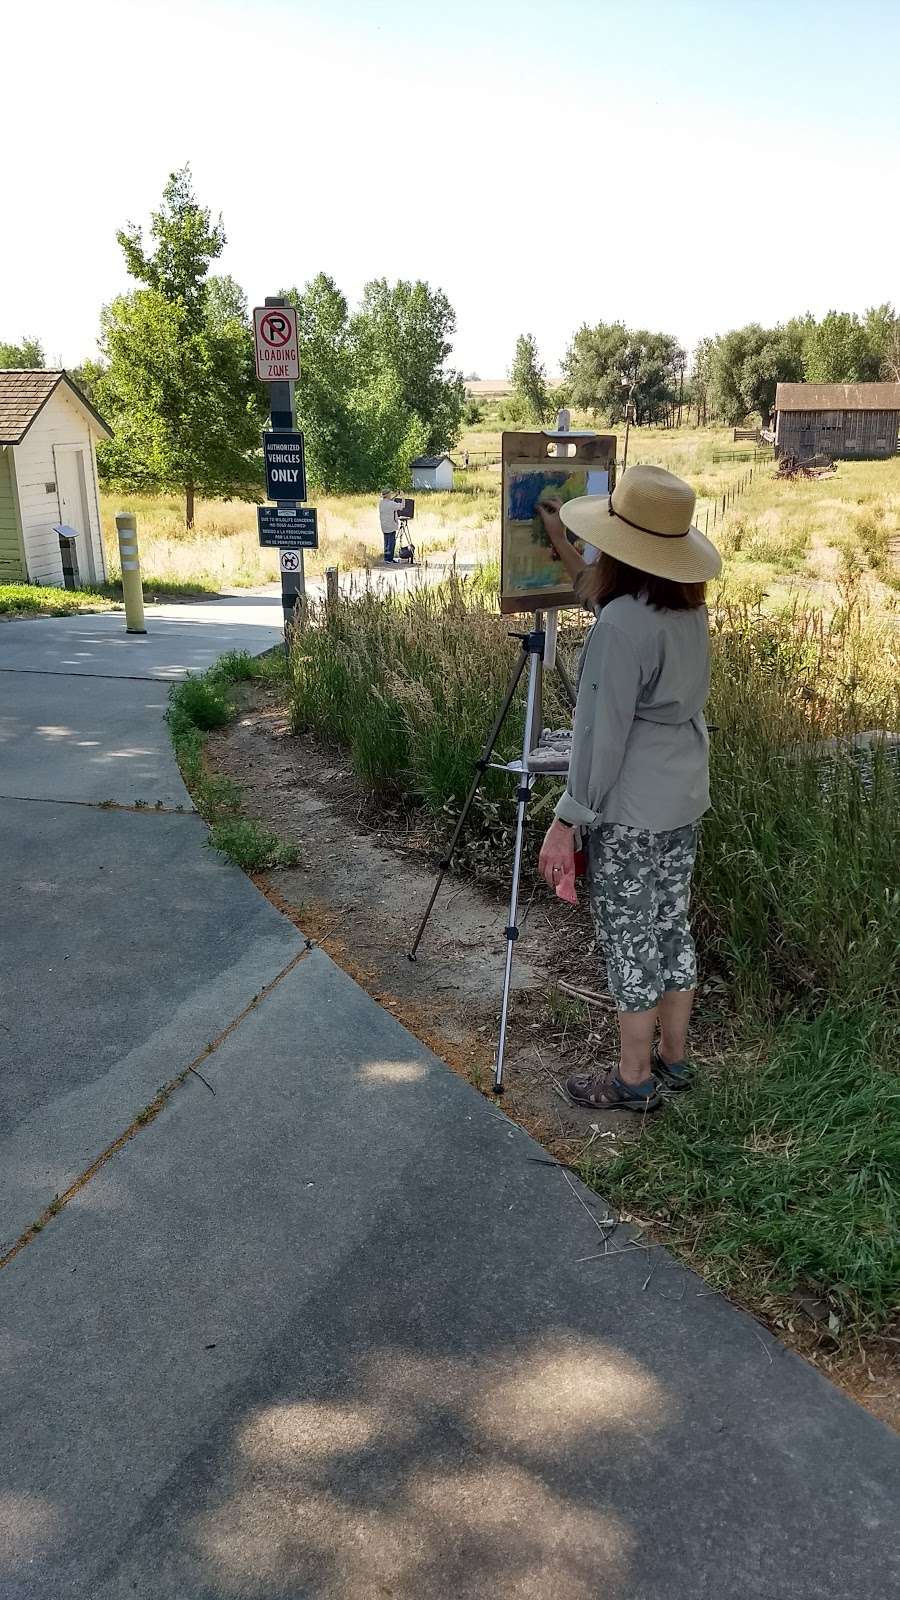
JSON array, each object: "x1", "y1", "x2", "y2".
[
  {"x1": 689, "y1": 336, "x2": 716, "y2": 425},
  {"x1": 69, "y1": 358, "x2": 106, "y2": 405},
  {"x1": 564, "y1": 322, "x2": 684, "y2": 424},
  {"x1": 709, "y1": 323, "x2": 804, "y2": 425},
  {"x1": 803, "y1": 311, "x2": 880, "y2": 384},
  {"x1": 94, "y1": 168, "x2": 264, "y2": 527},
  {"x1": 564, "y1": 321, "x2": 629, "y2": 415},
  {"x1": 280, "y1": 275, "x2": 358, "y2": 493},
  {"x1": 510, "y1": 333, "x2": 550, "y2": 423},
  {"x1": 352, "y1": 278, "x2": 464, "y2": 454},
  {"x1": 280, "y1": 275, "x2": 428, "y2": 493},
  {"x1": 349, "y1": 369, "x2": 428, "y2": 491},
  {"x1": 0, "y1": 336, "x2": 45, "y2": 368},
  {"x1": 865, "y1": 303, "x2": 900, "y2": 383}
]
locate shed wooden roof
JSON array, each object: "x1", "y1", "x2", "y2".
[
  {"x1": 775, "y1": 382, "x2": 900, "y2": 412},
  {"x1": 411, "y1": 454, "x2": 454, "y2": 468},
  {"x1": 0, "y1": 369, "x2": 112, "y2": 444}
]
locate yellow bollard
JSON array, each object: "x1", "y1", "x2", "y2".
[{"x1": 115, "y1": 512, "x2": 146, "y2": 634}]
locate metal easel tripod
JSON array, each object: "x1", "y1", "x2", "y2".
[{"x1": 407, "y1": 613, "x2": 575, "y2": 1095}]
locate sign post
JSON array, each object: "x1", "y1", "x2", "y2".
[{"x1": 255, "y1": 295, "x2": 313, "y2": 634}]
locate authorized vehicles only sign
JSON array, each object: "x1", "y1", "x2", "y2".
[{"x1": 262, "y1": 431, "x2": 307, "y2": 501}]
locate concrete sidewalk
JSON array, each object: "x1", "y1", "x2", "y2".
[
  {"x1": 0, "y1": 598, "x2": 295, "y2": 1248},
  {"x1": 1, "y1": 601, "x2": 898, "y2": 1599}
]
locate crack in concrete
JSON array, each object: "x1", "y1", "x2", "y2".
[
  {"x1": 0, "y1": 793, "x2": 193, "y2": 815},
  {"x1": 0, "y1": 941, "x2": 315, "y2": 1273},
  {"x1": 0, "y1": 667, "x2": 170, "y2": 683}
]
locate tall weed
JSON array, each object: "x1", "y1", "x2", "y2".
[{"x1": 289, "y1": 577, "x2": 899, "y2": 1052}]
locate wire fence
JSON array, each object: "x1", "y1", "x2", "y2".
[
  {"x1": 456, "y1": 444, "x2": 777, "y2": 538},
  {"x1": 695, "y1": 451, "x2": 774, "y2": 535}
]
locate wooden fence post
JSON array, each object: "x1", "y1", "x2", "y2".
[{"x1": 325, "y1": 566, "x2": 339, "y2": 608}]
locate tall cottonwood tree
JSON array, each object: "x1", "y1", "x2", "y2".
[
  {"x1": 96, "y1": 168, "x2": 263, "y2": 527},
  {"x1": 510, "y1": 333, "x2": 550, "y2": 423},
  {"x1": 352, "y1": 278, "x2": 465, "y2": 455},
  {"x1": 564, "y1": 322, "x2": 685, "y2": 424}
]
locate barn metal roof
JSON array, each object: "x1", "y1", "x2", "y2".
[
  {"x1": 775, "y1": 382, "x2": 900, "y2": 412},
  {"x1": 0, "y1": 370, "x2": 112, "y2": 444}
]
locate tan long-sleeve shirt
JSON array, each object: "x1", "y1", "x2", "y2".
[{"x1": 553, "y1": 593, "x2": 712, "y2": 832}]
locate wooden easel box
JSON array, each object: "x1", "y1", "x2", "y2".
[{"x1": 500, "y1": 430, "x2": 617, "y2": 616}]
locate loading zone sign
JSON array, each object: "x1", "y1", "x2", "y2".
[
  {"x1": 257, "y1": 504, "x2": 318, "y2": 549},
  {"x1": 254, "y1": 306, "x2": 300, "y2": 381},
  {"x1": 263, "y1": 431, "x2": 307, "y2": 501}
]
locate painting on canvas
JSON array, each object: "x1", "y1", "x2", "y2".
[{"x1": 501, "y1": 462, "x2": 609, "y2": 610}]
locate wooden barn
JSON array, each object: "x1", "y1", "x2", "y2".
[{"x1": 774, "y1": 383, "x2": 900, "y2": 461}]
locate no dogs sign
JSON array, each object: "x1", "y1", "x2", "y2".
[{"x1": 253, "y1": 306, "x2": 300, "y2": 381}]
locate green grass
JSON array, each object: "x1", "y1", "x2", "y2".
[
  {"x1": 166, "y1": 650, "x2": 296, "y2": 866},
  {"x1": 0, "y1": 577, "x2": 220, "y2": 620},
  {"x1": 167, "y1": 675, "x2": 231, "y2": 737},
  {"x1": 286, "y1": 570, "x2": 900, "y2": 1338},
  {"x1": 589, "y1": 1012, "x2": 900, "y2": 1335},
  {"x1": 207, "y1": 818, "x2": 301, "y2": 871},
  {"x1": 0, "y1": 582, "x2": 119, "y2": 618}
]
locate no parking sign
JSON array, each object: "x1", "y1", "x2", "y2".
[{"x1": 253, "y1": 306, "x2": 300, "y2": 381}]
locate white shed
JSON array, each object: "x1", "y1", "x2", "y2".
[
  {"x1": 0, "y1": 370, "x2": 112, "y2": 587},
  {"x1": 410, "y1": 454, "x2": 455, "y2": 491}
]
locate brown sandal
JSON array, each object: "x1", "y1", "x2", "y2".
[{"x1": 566, "y1": 1069, "x2": 661, "y2": 1113}]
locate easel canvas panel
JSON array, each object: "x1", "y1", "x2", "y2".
[{"x1": 500, "y1": 431, "x2": 617, "y2": 615}]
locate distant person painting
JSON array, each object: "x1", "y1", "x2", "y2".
[{"x1": 379, "y1": 490, "x2": 403, "y2": 562}]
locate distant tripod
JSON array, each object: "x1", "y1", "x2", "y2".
[
  {"x1": 396, "y1": 516, "x2": 416, "y2": 562},
  {"x1": 407, "y1": 615, "x2": 575, "y2": 1093}
]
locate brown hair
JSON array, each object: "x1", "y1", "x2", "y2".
[{"x1": 580, "y1": 551, "x2": 706, "y2": 612}]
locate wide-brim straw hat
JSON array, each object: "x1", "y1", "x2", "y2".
[{"x1": 559, "y1": 464, "x2": 722, "y2": 582}]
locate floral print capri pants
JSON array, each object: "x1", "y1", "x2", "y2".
[{"x1": 586, "y1": 823, "x2": 699, "y2": 1011}]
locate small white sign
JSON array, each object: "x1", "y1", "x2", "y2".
[
  {"x1": 253, "y1": 306, "x2": 300, "y2": 382},
  {"x1": 280, "y1": 549, "x2": 301, "y2": 572}
]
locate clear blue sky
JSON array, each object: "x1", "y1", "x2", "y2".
[{"x1": 5, "y1": 0, "x2": 900, "y2": 375}]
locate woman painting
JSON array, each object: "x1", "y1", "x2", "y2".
[{"x1": 537, "y1": 465, "x2": 722, "y2": 1113}]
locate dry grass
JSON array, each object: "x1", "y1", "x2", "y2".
[
  {"x1": 100, "y1": 473, "x2": 500, "y2": 592},
  {"x1": 101, "y1": 428, "x2": 900, "y2": 614}
]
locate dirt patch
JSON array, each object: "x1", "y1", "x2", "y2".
[{"x1": 204, "y1": 682, "x2": 900, "y2": 1432}]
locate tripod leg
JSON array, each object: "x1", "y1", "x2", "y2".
[
  {"x1": 555, "y1": 651, "x2": 577, "y2": 710},
  {"x1": 493, "y1": 637, "x2": 543, "y2": 1093},
  {"x1": 492, "y1": 774, "x2": 532, "y2": 1093},
  {"x1": 407, "y1": 641, "x2": 529, "y2": 960}
]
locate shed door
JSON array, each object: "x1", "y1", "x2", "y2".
[{"x1": 55, "y1": 447, "x2": 95, "y2": 583}]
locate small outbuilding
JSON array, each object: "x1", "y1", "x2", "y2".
[
  {"x1": 0, "y1": 370, "x2": 113, "y2": 587},
  {"x1": 410, "y1": 454, "x2": 455, "y2": 491},
  {"x1": 774, "y1": 382, "x2": 900, "y2": 461}
]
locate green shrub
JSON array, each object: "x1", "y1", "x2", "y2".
[
  {"x1": 167, "y1": 674, "x2": 231, "y2": 736},
  {"x1": 206, "y1": 818, "x2": 300, "y2": 871},
  {"x1": 210, "y1": 650, "x2": 263, "y2": 684}
]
